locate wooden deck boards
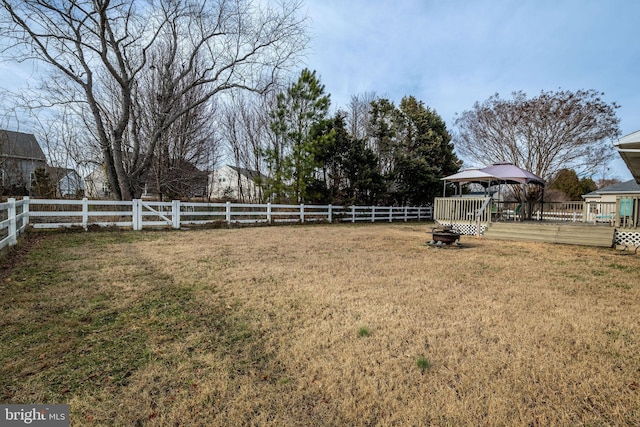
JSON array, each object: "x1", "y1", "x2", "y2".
[{"x1": 482, "y1": 222, "x2": 615, "y2": 247}]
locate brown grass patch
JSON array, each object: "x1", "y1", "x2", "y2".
[{"x1": 1, "y1": 224, "x2": 639, "y2": 425}]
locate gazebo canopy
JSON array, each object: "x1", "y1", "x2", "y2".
[
  {"x1": 440, "y1": 168, "x2": 498, "y2": 183},
  {"x1": 441, "y1": 162, "x2": 545, "y2": 198},
  {"x1": 442, "y1": 163, "x2": 545, "y2": 186},
  {"x1": 480, "y1": 162, "x2": 545, "y2": 186}
]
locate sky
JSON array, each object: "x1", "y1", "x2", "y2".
[
  {"x1": 0, "y1": 0, "x2": 638, "y2": 181},
  {"x1": 302, "y1": 0, "x2": 640, "y2": 181}
]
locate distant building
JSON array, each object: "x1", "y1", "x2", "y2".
[
  {"x1": 85, "y1": 161, "x2": 208, "y2": 200},
  {"x1": 582, "y1": 180, "x2": 640, "y2": 204},
  {"x1": 84, "y1": 167, "x2": 111, "y2": 199},
  {"x1": 0, "y1": 129, "x2": 47, "y2": 195},
  {"x1": 47, "y1": 166, "x2": 85, "y2": 198},
  {"x1": 209, "y1": 165, "x2": 267, "y2": 202},
  {"x1": 582, "y1": 179, "x2": 640, "y2": 224},
  {"x1": 148, "y1": 160, "x2": 209, "y2": 200}
]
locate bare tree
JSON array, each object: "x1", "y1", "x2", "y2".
[
  {"x1": 1, "y1": 0, "x2": 309, "y2": 200},
  {"x1": 218, "y1": 90, "x2": 276, "y2": 202},
  {"x1": 345, "y1": 91, "x2": 377, "y2": 141},
  {"x1": 453, "y1": 89, "x2": 621, "y2": 181},
  {"x1": 134, "y1": 47, "x2": 221, "y2": 200}
]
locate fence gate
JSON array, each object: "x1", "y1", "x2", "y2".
[{"x1": 133, "y1": 200, "x2": 180, "y2": 230}]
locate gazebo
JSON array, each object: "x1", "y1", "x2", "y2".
[
  {"x1": 436, "y1": 162, "x2": 545, "y2": 235},
  {"x1": 441, "y1": 162, "x2": 545, "y2": 203}
]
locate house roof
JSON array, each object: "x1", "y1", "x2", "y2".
[
  {"x1": 228, "y1": 165, "x2": 268, "y2": 181},
  {"x1": 582, "y1": 179, "x2": 640, "y2": 198},
  {"x1": 614, "y1": 130, "x2": 640, "y2": 184},
  {"x1": 0, "y1": 130, "x2": 46, "y2": 162},
  {"x1": 46, "y1": 166, "x2": 80, "y2": 181}
]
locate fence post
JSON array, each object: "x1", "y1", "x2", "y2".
[
  {"x1": 22, "y1": 196, "x2": 30, "y2": 230},
  {"x1": 328, "y1": 204, "x2": 332, "y2": 223},
  {"x1": 351, "y1": 206, "x2": 355, "y2": 223},
  {"x1": 82, "y1": 198, "x2": 89, "y2": 231},
  {"x1": 172, "y1": 200, "x2": 181, "y2": 229},
  {"x1": 300, "y1": 204, "x2": 305, "y2": 223},
  {"x1": 388, "y1": 207, "x2": 392, "y2": 222},
  {"x1": 371, "y1": 206, "x2": 375, "y2": 223},
  {"x1": 132, "y1": 199, "x2": 140, "y2": 231},
  {"x1": 8, "y1": 198, "x2": 16, "y2": 246},
  {"x1": 267, "y1": 202, "x2": 272, "y2": 224},
  {"x1": 404, "y1": 206, "x2": 408, "y2": 222},
  {"x1": 226, "y1": 201, "x2": 231, "y2": 224},
  {"x1": 132, "y1": 199, "x2": 137, "y2": 230}
]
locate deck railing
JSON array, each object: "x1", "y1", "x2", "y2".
[
  {"x1": 615, "y1": 196, "x2": 639, "y2": 228},
  {"x1": 433, "y1": 197, "x2": 491, "y2": 224},
  {"x1": 434, "y1": 197, "x2": 636, "y2": 228}
]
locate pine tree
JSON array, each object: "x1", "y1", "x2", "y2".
[
  {"x1": 265, "y1": 69, "x2": 334, "y2": 203},
  {"x1": 30, "y1": 167, "x2": 55, "y2": 198},
  {"x1": 395, "y1": 96, "x2": 460, "y2": 204}
]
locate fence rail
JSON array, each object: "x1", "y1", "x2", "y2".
[
  {"x1": 0, "y1": 198, "x2": 434, "y2": 253},
  {"x1": 0, "y1": 198, "x2": 29, "y2": 251}
]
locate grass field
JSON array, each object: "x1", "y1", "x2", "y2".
[{"x1": 1, "y1": 224, "x2": 639, "y2": 426}]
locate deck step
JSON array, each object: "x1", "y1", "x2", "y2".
[{"x1": 482, "y1": 222, "x2": 615, "y2": 247}]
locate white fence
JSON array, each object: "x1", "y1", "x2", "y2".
[
  {"x1": 0, "y1": 198, "x2": 29, "y2": 251},
  {"x1": 0, "y1": 198, "x2": 433, "y2": 252}
]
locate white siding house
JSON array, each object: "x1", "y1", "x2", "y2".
[
  {"x1": 582, "y1": 180, "x2": 640, "y2": 223},
  {"x1": 84, "y1": 167, "x2": 111, "y2": 199},
  {"x1": 47, "y1": 166, "x2": 85, "y2": 197},
  {"x1": 209, "y1": 165, "x2": 267, "y2": 202}
]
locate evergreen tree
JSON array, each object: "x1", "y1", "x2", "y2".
[
  {"x1": 366, "y1": 96, "x2": 460, "y2": 205},
  {"x1": 315, "y1": 113, "x2": 384, "y2": 205},
  {"x1": 394, "y1": 96, "x2": 460, "y2": 204},
  {"x1": 265, "y1": 69, "x2": 334, "y2": 203},
  {"x1": 551, "y1": 168, "x2": 597, "y2": 200},
  {"x1": 30, "y1": 167, "x2": 55, "y2": 198}
]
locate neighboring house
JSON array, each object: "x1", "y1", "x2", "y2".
[
  {"x1": 85, "y1": 161, "x2": 208, "y2": 200},
  {"x1": 209, "y1": 165, "x2": 267, "y2": 202},
  {"x1": 47, "y1": 166, "x2": 85, "y2": 198},
  {"x1": 149, "y1": 160, "x2": 209, "y2": 200},
  {"x1": 84, "y1": 167, "x2": 111, "y2": 199},
  {"x1": 582, "y1": 180, "x2": 640, "y2": 203},
  {"x1": 582, "y1": 179, "x2": 640, "y2": 223},
  {"x1": 0, "y1": 129, "x2": 47, "y2": 195}
]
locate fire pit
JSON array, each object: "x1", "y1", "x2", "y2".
[{"x1": 428, "y1": 226, "x2": 461, "y2": 247}]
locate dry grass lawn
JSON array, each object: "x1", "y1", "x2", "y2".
[{"x1": 1, "y1": 223, "x2": 639, "y2": 426}]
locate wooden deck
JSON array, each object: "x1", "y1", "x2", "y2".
[
  {"x1": 434, "y1": 196, "x2": 639, "y2": 247},
  {"x1": 482, "y1": 222, "x2": 616, "y2": 247}
]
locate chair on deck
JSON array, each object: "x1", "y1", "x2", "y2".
[
  {"x1": 620, "y1": 198, "x2": 635, "y2": 228},
  {"x1": 513, "y1": 204, "x2": 522, "y2": 221}
]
